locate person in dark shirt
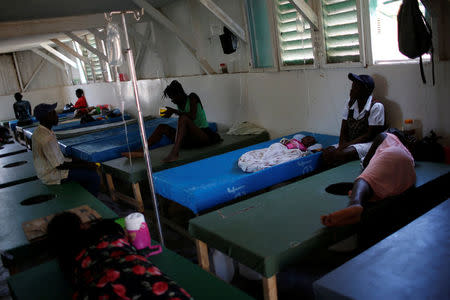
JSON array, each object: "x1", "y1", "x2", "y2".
[{"x1": 13, "y1": 92, "x2": 33, "y2": 126}]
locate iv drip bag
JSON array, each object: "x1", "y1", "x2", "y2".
[{"x1": 106, "y1": 22, "x2": 123, "y2": 66}]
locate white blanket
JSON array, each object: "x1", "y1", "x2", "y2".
[{"x1": 238, "y1": 142, "x2": 308, "y2": 173}]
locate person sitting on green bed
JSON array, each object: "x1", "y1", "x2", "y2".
[
  {"x1": 321, "y1": 130, "x2": 416, "y2": 227},
  {"x1": 122, "y1": 80, "x2": 221, "y2": 162},
  {"x1": 47, "y1": 212, "x2": 193, "y2": 300},
  {"x1": 32, "y1": 103, "x2": 100, "y2": 196}
]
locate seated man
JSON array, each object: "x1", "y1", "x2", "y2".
[
  {"x1": 31, "y1": 103, "x2": 100, "y2": 196},
  {"x1": 13, "y1": 92, "x2": 33, "y2": 126},
  {"x1": 321, "y1": 131, "x2": 416, "y2": 227},
  {"x1": 323, "y1": 73, "x2": 385, "y2": 166}
]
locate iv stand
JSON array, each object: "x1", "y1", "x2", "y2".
[{"x1": 106, "y1": 10, "x2": 165, "y2": 246}]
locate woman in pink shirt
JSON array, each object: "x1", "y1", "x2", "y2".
[{"x1": 321, "y1": 131, "x2": 416, "y2": 227}]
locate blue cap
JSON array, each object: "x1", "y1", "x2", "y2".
[
  {"x1": 34, "y1": 103, "x2": 57, "y2": 121},
  {"x1": 348, "y1": 73, "x2": 375, "y2": 94}
]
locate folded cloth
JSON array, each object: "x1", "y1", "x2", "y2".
[{"x1": 227, "y1": 121, "x2": 267, "y2": 135}]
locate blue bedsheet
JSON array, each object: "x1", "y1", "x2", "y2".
[
  {"x1": 23, "y1": 115, "x2": 131, "y2": 140},
  {"x1": 9, "y1": 112, "x2": 73, "y2": 132},
  {"x1": 67, "y1": 119, "x2": 217, "y2": 162},
  {"x1": 153, "y1": 131, "x2": 339, "y2": 214}
]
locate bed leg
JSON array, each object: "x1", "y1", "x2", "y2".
[
  {"x1": 195, "y1": 239, "x2": 210, "y2": 272},
  {"x1": 105, "y1": 173, "x2": 117, "y2": 202},
  {"x1": 132, "y1": 182, "x2": 144, "y2": 212},
  {"x1": 263, "y1": 275, "x2": 278, "y2": 300}
]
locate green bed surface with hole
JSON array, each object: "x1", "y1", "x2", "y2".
[
  {"x1": 0, "y1": 142, "x2": 27, "y2": 158},
  {"x1": 102, "y1": 131, "x2": 270, "y2": 183},
  {"x1": 0, "y1": 180, "x2": 117, "y2": 261},
  {"x1": 0, "y1": 151, "x2": 36, "y2": 188},
  {"x1": 189, "y1": 161, "x2": 450, "y2": 277},
  {"x1": 313, "y1": 199, "x2": 450, "y2": 300},
  {"x1": 8, "y1": 246, "x2": 255, "y2": 300}
]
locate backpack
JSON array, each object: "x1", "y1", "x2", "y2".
[{"x1": 397, "y1": 0, "x2": 434, "y2": 85}]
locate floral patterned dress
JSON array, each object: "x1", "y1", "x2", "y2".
[{"x1": 71, "y1": 232, "x2": 193, "y2": 300}]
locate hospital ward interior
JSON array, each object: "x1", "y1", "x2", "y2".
[{"x1": 0, "y1": 0, "x2": 449, "y2": 299}]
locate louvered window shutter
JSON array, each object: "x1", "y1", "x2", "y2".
[
  {"x1": 81, "y1": 34, "x2": 104, "y2": 82},
  {"x1": 321, "y1": 0, "x2": 361, "y2": 63},
  {"x1": 276, "y1": 0, "x2": 315, "y2": 66}
]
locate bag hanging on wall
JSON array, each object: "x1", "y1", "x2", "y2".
[{"x1": 397, "y1": 0, "x2": 434, "y2": 85}]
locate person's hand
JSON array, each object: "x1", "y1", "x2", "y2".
[
  {"x1": 161, "y1": 107, "x2": 175, "y2": 118},
  {"x1": 322, "y1": 146, "x2": 336, "y2": 165}
]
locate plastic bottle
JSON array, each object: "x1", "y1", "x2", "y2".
[
  {"x1": 220, "y1": 63, "x2": 228, "y2": 73},
  {"x1": 125, "y1": 213, "x2": 162, "y2": 256}
]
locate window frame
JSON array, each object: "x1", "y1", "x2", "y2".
[
  {"x1": 318, "y1": 0, "x2": 367, "y2": 69},
  {"x1": 247, "y1": 0, "x2": 434, "y2": 72},
  {"x1": 272, "y1": 0, "x2": 319, "y2": 71},
  {"x1": 245, "y1": 0, "x2": 280, "y2": 73}
]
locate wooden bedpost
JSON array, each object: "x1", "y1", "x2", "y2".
[
  {"x1": 195, "y1": 239, "x2": 210, "y2": 272},
  {"x1": 105, "y1": 173, "x2": 117, "y2": 202},
  {"x1": 132, "y1": 182, "x2": 144, "y2": 212},
  {"x1": 263, "y1": 275, "x2": 278, "y2": 300}
]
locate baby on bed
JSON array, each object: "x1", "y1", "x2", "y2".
[{"x1": 238, "y1": 134, "x2": 321, "y2": 173}]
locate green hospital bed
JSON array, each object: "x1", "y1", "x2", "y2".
[
  {"x1": 7, "y1": 245, "x2": 255, "y2": 300},
  {"x1": 0, "y1": 151, "x2": 37, "y2": 188},
  {"x1": 189, "y1": 161, "x2": 450, "y2": 300},
  {"x1": 313, "y1": 199, "x2": 450, "y2": 300},
  {"x1": 102, "y1": 131, "x2": 270, "y2": 211},
  {"x1": 0, "y1": 180, "x2": 117, "y2": 273},
  {"x1": 0, "y1": 142, "x2": 27, "y2": 158}
]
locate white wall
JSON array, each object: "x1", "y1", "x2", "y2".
[
  {"x1": 52, "y1": 59, "x2": 449, "y2": 145},
  {"x1": 133, "y1": 0, "x2": 249, "y2": 79},
  {"x1": 245, "y1": 62, "x2": 450, "y2": 144},
  {"x1": 57, "y1": 74, "x2": 245, "y2": 131},
  {"x1": 0, "y1": 86, "x2": 67, "y2": 120}
]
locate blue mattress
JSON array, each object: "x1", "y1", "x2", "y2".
[
  {"x1": 23, "y1": 115, "x2": 131, "y2": 140},
  {"x1": 68, "y1": 119, "x2": 217, "y2": 162},
  {"x1": 10, "y1": 112, "x2": 73, "y2": 132},
  {"x1": 153, "y1": 131, "x2": 339, "y2": 214}
]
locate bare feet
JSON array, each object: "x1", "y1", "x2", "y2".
[
  {"x1": 121, "y1": 151, "x2": 144, "y2": 158},
  {"x1": 162, "y1": 152, "x2": 179, "y2": 163},
  {"x1": 321, "y1": 204, "x2": 363, "y2": 227}
]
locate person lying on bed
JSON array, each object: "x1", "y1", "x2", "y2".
[
  {"x1": 122, "y1": 80, "x2": 221, "y2": 162},
  {"x1": 322, "y1": 73, "x2": 385, "y2": 166},
  {"x1": 32, "y1": 103, "x2": 100, "y2": 197},
  {"x1": 47, "y1": 212, "x2": 193, "y2": 300},
  {"x1": 238, "y1": 134, "x2": 319, "y2": 173},
  {"x1": 320, "y1": 130, "x2": 416, "y2": 227}
]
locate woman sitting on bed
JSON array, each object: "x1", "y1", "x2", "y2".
[
  {"x1": 122, "y1": 80, "x2": 221, "y2": 162},
  {"x1": 320, "y1": 130, "x2": 416, "y2": 227},
  {"x1": 47, "y1": 212, "x2": 193, "y2": 300}
]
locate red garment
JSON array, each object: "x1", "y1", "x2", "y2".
[{"x1": 74, "y1": 96, "x2": 88, "y2": 114}]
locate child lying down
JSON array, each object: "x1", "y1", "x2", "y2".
[{"x1": 238, "y1": 134, "x2": 321, "y2": 172}]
